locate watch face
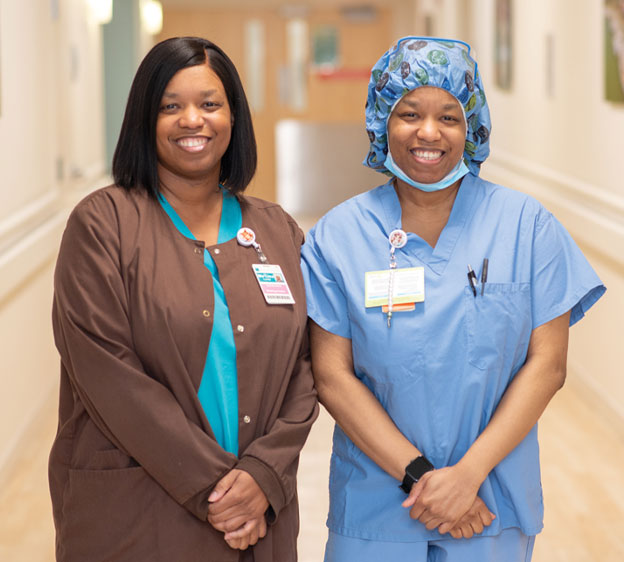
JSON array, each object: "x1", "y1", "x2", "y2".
[
  {"x1": 400, "y1": 456, "x2": 434, "y2": 493},
  {"x1": 407, "y1": 456, "x2": 434, "y2": 480}
]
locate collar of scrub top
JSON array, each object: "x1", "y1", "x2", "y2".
[
  {"x1": 157, "y1": 187, "x2": 241, "y2": 270},
  {"x1": 362, "y1": 35, "x2": 492, "y2": 178},
  {"x1": 377, "y1": 174, "x2": 481, "y2": 276}
]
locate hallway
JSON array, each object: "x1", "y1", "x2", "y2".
[
  {"x1": 1, "y1": 0, "x2": 623, "y2": 560},
  {"x1": 1, "y1": 381, "x2": 624, "y2": 561}
]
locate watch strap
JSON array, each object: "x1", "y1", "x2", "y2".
[{"x1": 399, "y1": 455, "x2": 434, "y2": 494}]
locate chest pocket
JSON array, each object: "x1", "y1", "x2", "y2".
[{"x1": 464, "y1": 282, "x2": 532, "y2": 372}]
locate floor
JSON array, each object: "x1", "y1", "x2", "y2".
[{"x1": 1, "y1": 381, "x2": 623, "y2": 562}]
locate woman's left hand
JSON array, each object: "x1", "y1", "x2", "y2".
[
  {"x1": 445, "y1": 496, "x2": 496, "y2": 539},
  {"x1": 224, "y1": 516, "x2": 268, "y2": 550},
  {"x1": 207, "y1": 469, "x2": 269, "y2": 533},
  {"x1": 401, "y1": 465, "x2": 482, "y2": 534}
]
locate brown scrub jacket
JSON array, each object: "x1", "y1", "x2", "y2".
[{"x1": 49, "y1": 185, "x2": 319, "y2": 562}]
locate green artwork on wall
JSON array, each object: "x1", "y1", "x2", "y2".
[
  {"x1": 605, "y1": 0, "x2": 624, "y2": 102},
  {"x1": 312, "y1": 25, "x2": 339, "y2": 69}
]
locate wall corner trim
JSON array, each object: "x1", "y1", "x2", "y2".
[{"x1": 483, "y1": 150, "x2": 624, "y2": 266}]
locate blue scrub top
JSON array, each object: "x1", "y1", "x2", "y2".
[
  {"x1": 159, "y1": 190, "x2": 242, "y2": 455},
  {"x1": 301, "y1": 174, "x2": 605, "y2": 541}
]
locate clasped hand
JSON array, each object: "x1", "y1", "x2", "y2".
[
  {"x1": 402, "y1": 466, "x2": 496, "y2": 539},
  {"x1": 207, "y1": 469, "x2": 269, "y2": 550}
]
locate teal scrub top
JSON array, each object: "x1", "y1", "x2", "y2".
[{"x1": 158, "y1": 190, "x2": 242, "y2": 455}]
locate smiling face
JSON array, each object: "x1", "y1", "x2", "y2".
[
  {"x1": 387, "y1": 86, "x2": 466, "y2": 186},
  {"x1": 155, "y1": 62, "x2": 232, "y2": 186}
]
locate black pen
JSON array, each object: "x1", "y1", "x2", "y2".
[
  {"x1": 467, "y1": 265, "x2": 478, "y2": 297},
  {"x1": 480, "y1": 258, "x2": 489, "y2": 296}
]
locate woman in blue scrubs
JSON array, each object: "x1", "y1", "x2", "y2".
[{"x1": 301, "y1": 37, "x2": 605, "y2": 561}]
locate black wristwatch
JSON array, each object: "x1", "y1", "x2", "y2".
[{"x1": 399, "y1": 455, "x2": 434, "y2": 494}]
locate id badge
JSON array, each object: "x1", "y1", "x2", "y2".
[
  {"x1": 252, "y1": 264, "x2": 295, "y2": 305},
  {"x1": 364, "y1": 267, "x2": 425, "y2": 308}
]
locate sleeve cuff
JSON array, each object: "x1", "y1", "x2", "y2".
[
  {"x1": 236, "y1": 455, "x2": 287, "y2": 522},
  {"x1": 182, "y1": 488, "x2": 212, "y2": 521}
]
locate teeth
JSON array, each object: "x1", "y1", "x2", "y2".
[
  {"x1": 177, "y1": 137, "x2": 207, "y2": 147},
  {"x1": 412, "y1": 149, "x2": 442, "y2": 160}
]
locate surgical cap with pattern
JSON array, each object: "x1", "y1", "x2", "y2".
[{"x1": 364, "y1": 37, "x2": 491, "y2": 177}]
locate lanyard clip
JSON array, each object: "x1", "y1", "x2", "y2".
[
  {"x1": 237, "y1": 227, "x2": 268, "y2": 263},
  {"x1": 386, "y1": 230, "x2": 407, "y2": 327}
]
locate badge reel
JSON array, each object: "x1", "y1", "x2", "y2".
[
  {"x1": 236, "y1": 227, "x2": 295, "y2": 305},
  {"x1": 236, "y1": 227, "x2": 267, "y2": 263},
  {"x1": 387, "y1": 229, "x2": 407, "y2": 327}
]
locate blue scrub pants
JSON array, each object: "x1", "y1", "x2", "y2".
[{"x1": 325, "y1": 528, "x2": 535, "y2": 562}]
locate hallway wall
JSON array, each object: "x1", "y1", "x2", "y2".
[
  {"x1": 0, "y1": 0, "x2": 109, "y2": 477},
  {"x1": 464, "y1": 0, "x2": 624, "y2": 427}
]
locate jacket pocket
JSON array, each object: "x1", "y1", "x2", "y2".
[
  {"x1": 464, "y1": 282, "x2": 532, "y2": 372},
  {"x1": 84, "y1": 447, "x2": 139, "y2": 470},
  {"x1": 59, "y1": 467, "x2": 155, "y2": 562}
]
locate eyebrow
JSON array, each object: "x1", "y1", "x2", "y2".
[
  {"x1": 400, "y1": 99, "x2": 460, "y2": 111},
  {"x1": 161, "y1": 89, "x2": 219, "y2": 99}
]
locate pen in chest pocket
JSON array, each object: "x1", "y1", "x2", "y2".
[{"x1": 481, "y1": 258, "x2": 489, "y2": 296}]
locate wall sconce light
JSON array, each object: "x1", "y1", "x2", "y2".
[
  {"x1": 141, "y1": 0, "x2": 163, "y2": 35},
  {"x1": 86, "y1": 0, "x2": 113, "y2": 25}
]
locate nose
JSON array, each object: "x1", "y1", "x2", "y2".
[
  {"x1": 416, "y1": 117, "x2": 441, "y2": 142},
  {"x1": 179, "y1": 105, "x2": 204, "y2": 129}
]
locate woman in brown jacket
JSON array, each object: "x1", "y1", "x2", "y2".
[{"x1": 49, "y1": 37, "x2": 318, "y2": 562}]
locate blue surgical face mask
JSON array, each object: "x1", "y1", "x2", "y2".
[{"x1": 384, "y1": 150, "x2": 470, "y2": 192}]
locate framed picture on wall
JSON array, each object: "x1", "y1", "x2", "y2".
[
  {"x1": 311, "y1": 25, "x2": 339, "y2": 69},
  {"x1": 494, "y1": 0, "x2": 513, "y2": 90},
  {"x1": 605, "y1": 0, "x2": 624, "y2": 102}
]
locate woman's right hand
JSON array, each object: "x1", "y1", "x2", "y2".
[
  {"x1": 444, "y1": 496, "x2": 495, "y2": 539},
  {"x1": 208, "y1": 469, "x2": 269, "y2": 533},
  {"x1": 224, "y1": 516, "x2": 267, "y2": 550}
]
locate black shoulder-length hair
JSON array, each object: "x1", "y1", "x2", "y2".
[{"x1": 112, "y1": 36, "x2": 257, "y2": 197}]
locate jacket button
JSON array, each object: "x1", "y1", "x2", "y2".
[
  {"x1": 243, "y1": 415, "x2": 251, "y2": 424},
  {"x1": 194, "y1": 247, "x2": 202, "y2": 254},
  {"x1": 214, "y1": 248, "x2": 221, "y2": 255},
  {"x1": 237, "y1": 325, "x2": 245, "y2": 333},
  {"x1": 202, "y1": 310, "x2": 211, "y2": 317}
]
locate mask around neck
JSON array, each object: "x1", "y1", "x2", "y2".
[{"x1": 384, "y1": 149, "x2": 470, "y2": 192}]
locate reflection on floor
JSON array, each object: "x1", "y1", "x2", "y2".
[{"x1": 1, "y1": 382, "x2": 623, "y2": 561}]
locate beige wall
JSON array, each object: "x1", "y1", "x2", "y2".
[
  {"x1": 462, "y1": 0, "x2": 624, "y2": 427},
  {"x1": 0, "y1": 0, "x2": 109, "y2": 475}
]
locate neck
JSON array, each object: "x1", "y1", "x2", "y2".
[
  {"x1": 394, "y1": 177, "x2": 461, "y2": 213},
  {"x1": 394, "y1": 177, "x2": 462, "y2": 248},
  {"x1": 157, "y1": 164, "x2": 223, "y2": 213}
]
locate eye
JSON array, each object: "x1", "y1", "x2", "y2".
[
  {"x1": 202, "y1": 100, "x2": 222, "y2": 110},
  {"x1": 441, "y1": 115, "x2": 460, "y2": 123},
  {"x1": 160, "y1": 103, "x2": 178, "y2": 112}
]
